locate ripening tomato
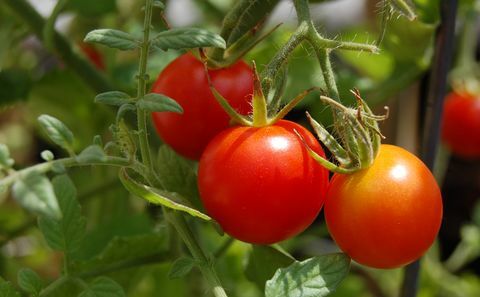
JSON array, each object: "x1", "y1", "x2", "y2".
[
  {"x1": 441, "y1": 92, "x2": 480, "y2": 158},
  {"x1": 79, "y1": 43, "x2": 105, "y2": 70},
  {"x1": 198, "y1": 120, "x2": 329, "y2": 244},
  {"x1": 325, "y1": 145, "x2": 443, "y2": 269},
  {"x1": 151, "y1": 53, "x2": 253, "y2": 160}
]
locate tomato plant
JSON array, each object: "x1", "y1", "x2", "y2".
[
  {"x1": 151, "y1": 53, "x2": 253, "y2": 160},
  {"x1": 324, "y1": 144, "x2": 443, "y2": 269},
  {"x1": 198, "y1": 120, "x2": 329, "y2": 244},
  {"x1": 441, "y1": 91, "x2": 480, "y2": 158}
]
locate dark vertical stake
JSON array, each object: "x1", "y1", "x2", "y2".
[{"x1": 400, "y1": 1, "x2": 458, "y2": 297}]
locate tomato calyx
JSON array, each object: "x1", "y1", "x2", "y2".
[
  {"x1": 205, "y1": 61, "x2": 317, "y2": 128},
  {"x1": 299, "y1": 90, "x2": 389, "y2": 174}
]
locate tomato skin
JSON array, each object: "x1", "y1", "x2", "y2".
[
  {"x1": 198, "y1": 120, "x2": 329, "y2": 244},
  {"x1": 151, "y1": 53, "x2": 253, "y2": 160},
  {"x1": 325, "y1": 145, "x2": 443, "y2": 269},
  {"x1": 441, "y1": 92, "x2": 480, "y2": 158}
]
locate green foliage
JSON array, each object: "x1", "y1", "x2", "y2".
[
  {"x1": 119, "y1": 168, "x2": 211, "y2": 221},
  {"x1": 38, "y1": 115, "x2": 75, "y2": 153},
  {"x1": 168, "y1": 257, "x2": 196, "y2": 279},
  {"x1": 0, "y1": 68, "x2": 31, "y2": 108},
  {"x1": 12, "y1": 172, "x2": 61, "y2": 219},
  {"x1": 265, "y1": 254, "x2": 351, "y2": 297},
  {"x1": 151, "y1": 28, "x2": 226, "y2": 50},
  {"x1": 38, "y1": 175, "x2": 86, "y2": 257},
  {"x1": 225, "y1": 0, "x2": 280, "y2": 46},
  {"x1": 78, "y1": 277, "x2": 126, "y2": 297},
  {"x1": 0, "y1": 277, "x2": 20, "y2": 297},
  {"x1": 137, "y1": 93, "x2": 183, "y2": 113},
  {"x1": 0, "y1": 144, "x2": 14, "y2": 170},
  {"x1": 85, "y1": 29, "x2": 139, "y2": 51},
  {"x1": 68, "y1": 0, "x2": 117, "y2": 17},
  {"x1": 245, "y1": 245, "x2": 295, "y2": 290},
  {"x1": 76, "y1": 145, "x2": 108, "y2": 164},
  {"x1": 95, "y1": 92, "x2": 133, "y2": 106},
  {"x1": 17, "y1": 268, "x2": 44, "y2": 296},
  {"x1": 156, "y1": 145, "x2": 201, "y2": 208}
]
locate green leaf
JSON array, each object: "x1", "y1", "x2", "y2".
[
  {"x1": 78, "y1": 277, "x2": 125, "y2": 297},
  {"x1": 245, "y1": 245, "x2": 295, "y2": 290},
  {"x1": 0, "y1": 144, "x2": 14, "y2": 169},
  {"x1": 0, "y1": 277, "x2": 20, "y2": 297},
  {"x1": 38, "y1": 175, "x2": 86, "y2": 256},
  {"x1": 119, "y1": 168, "x2": 211, "y2": 221},
  {"x1": 74, "y1": 233, "x2": 167, "y2": 273},
  {"x1": 226, "y1": 0, "x2": 280, "y2": 46},
  {"x1": 76, "y1": 145, "x2": 108, "y2": 164},
  {"x1": 265, "y1": 253, "x2": 351, "y2": 297},
  {"x1": 137, "y1": 93, "x2": 183, "y2": 113},
  {"x1": 0, "y1": 68, "x2": 31, "y2": 108},
  {"x1": 84, "y1": 29, "x2": 139, "y2": 51},
  {"x1": 17, "y1": 268, "x2": 43, "y2": 296},
  {"x1": 95, "y1": 91, "x2": 132, "y2": 106},
  {"x1": 116, "y1": 104, "x2": 136, "y2": 123},
  {"x1": 38, "y1": 115, "x2": 74, "y2": 152},
  {"x1": 40, "y1": 150, "x2": 54, "y2": 161},
  {"x1": 12, "y1": 172, "x2": 61, "y2": 219},
  {"x1": 151, "y1": 28, "x2": 226, "y2": 50},
  {"x1": 156, "y1": 145, "x2": 201, "y2": 207},
  {"x1": 168, "y1": 257, "x2": 196, "y2": 279}
]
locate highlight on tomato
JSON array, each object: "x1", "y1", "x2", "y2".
[
  {"x1": 151, "y1": 53, "x2": 253, "y2": 160},
  {"x1": 441, "y1": 91, "x2": 480, "y2": 158},
  {"x1": 324, "y1": 144, "x2": 443, "y2": 269},
  {"x1": 198, "y1": 120, "x2": 329, "y2": 244}
]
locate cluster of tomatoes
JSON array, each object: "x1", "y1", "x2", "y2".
[{"x1": 151, "y1": 53, "x2": 443, "y2": 269}]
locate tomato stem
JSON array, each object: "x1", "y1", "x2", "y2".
[{"x1": 252, "y1": 62, "x2": 269, "y2": 127}]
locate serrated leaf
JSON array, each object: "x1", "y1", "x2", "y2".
[
  {"x1": 0, "y1": 144, "x2": 14, "y2": 169},
  {"x1": 17, "y1": 268, "x2": 43, "y2": 296},
  {"x1": 245, "y1": 245, "x2": 295, "y2": 290},
  {"x1": 265, "y1": 253, "x2": 350, "y2": 297},
  {"x1": 226, "y1": 0, "x2": 279, "y2": 46},
  {"x1": 151, "y1": 28, "x2": 225, "y2": 51},
  {"x1": 84, "y1": 29, "x2": 139, "y2": 50},
  {"x1": 0, "y1": 278, "x2": 20, "y2": 297},
  {"x1": 156, "y1": 145, "x2": 201, "y2": 208},
  {"x1": 76, "y1": 145, "x2": 108, "y2": 164},
  {"x1": 38, "y1": 115, "x2": 74, "y2": 152},
  {"x1": 137, "y1": 93, "x2": 183, "y2": 113},
  {"x1": 95, "y1": 91, "x2": 132, "y2": 106},
  {"x1": 119, "y1": 168, "x2": 211, "y2": 221},
  {"x1": 168, "y1": 257, "x2": 196, "y2": 279},
  {"x1": 78, "y1": 277, "x2": 125, "y2": 297},
  {"x1": 12, "y1": 172, "x2": 61, "y2": 219},
  {"x1": 38, "y1": 175, "x2": 86, "y2": 256}
]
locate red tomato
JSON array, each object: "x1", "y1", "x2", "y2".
[
  {"x1": 151, "y1": 53, "x2": 253, "y2": 160},
  {"x1": 441, "y1": 92, "x2": 480, "y2": 158},
  {"x1": 79, "y1": 43, "x2": 105, "y2": 70},
  {"x1": 198, "y1": 120, "x2": 329, "y2": 244},
  {"x1": 325, "y1": 145, "x2": 443, "y2": 269}
]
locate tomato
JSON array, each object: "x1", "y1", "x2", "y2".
[
  {"x1": 198, "y1": 120, "x2": 329, "y2": 244},
  {"x1": 151, "y1": 53, "x2": 253, "y2": 160},
  {"x1": 441, "y1": 92, "x2": 480, "y2": 158},
  {"x1": 79, "y1": 43, "x2": 105, "y2": 70},
  {"x1": 325, "y1": 145, "x2": 443, "y2": 269}
]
